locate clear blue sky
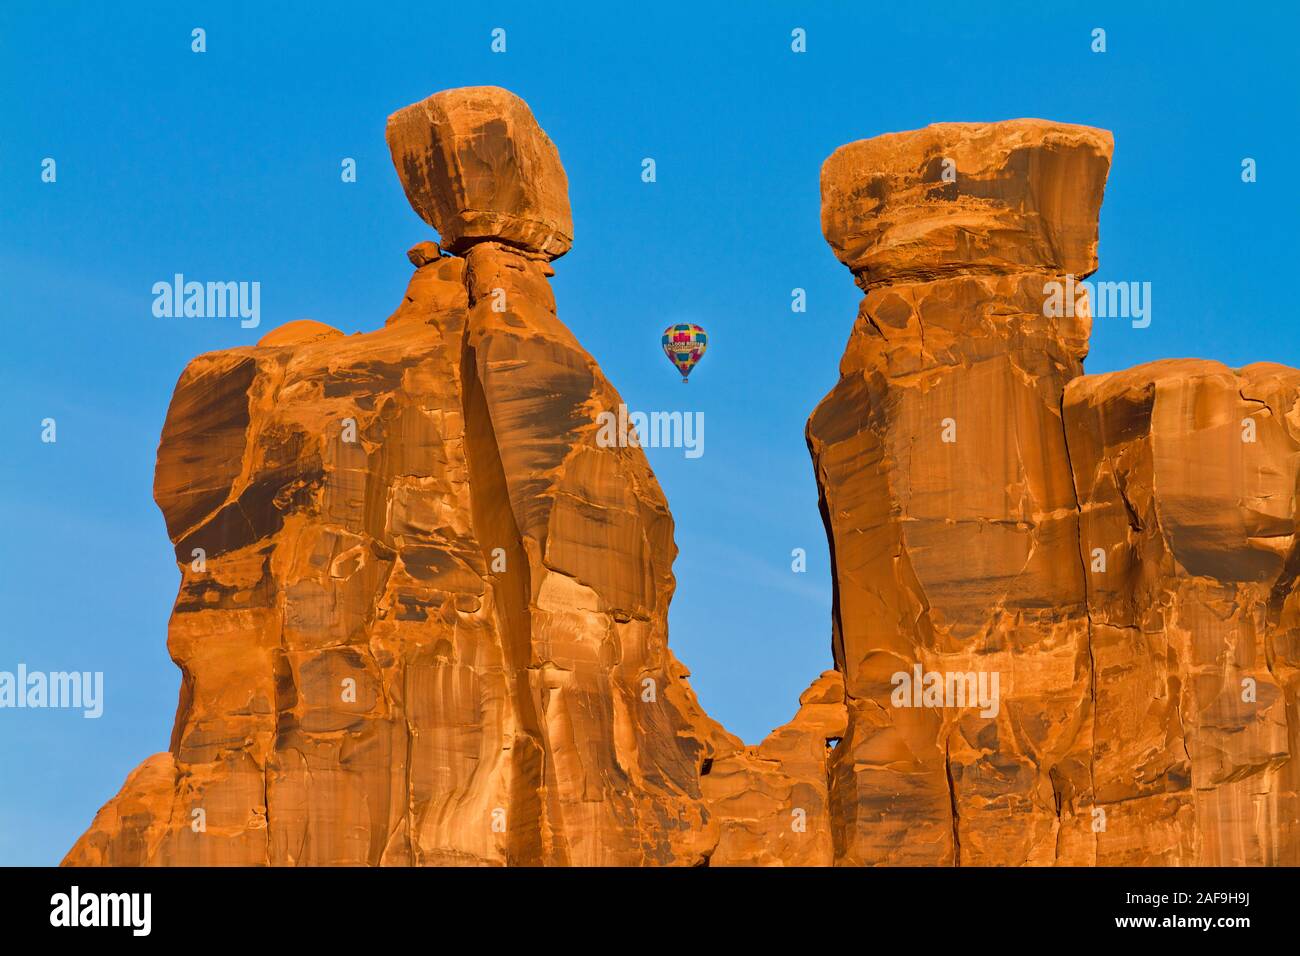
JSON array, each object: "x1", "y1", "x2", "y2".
[{"x1": 1, "y1": 1, "x2": 1295, "y2": 865}]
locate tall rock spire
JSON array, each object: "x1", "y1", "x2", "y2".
[
  {"x1": 809, "y1": 120, "x2": 1113, "y2": 864},
  {"x1": 65, "y1": 86, "x2": 746, "y2": 866}
]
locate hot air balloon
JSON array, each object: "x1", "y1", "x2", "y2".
[{"x1": 661, "y1": 323, "x2": 708, "y2": 382}]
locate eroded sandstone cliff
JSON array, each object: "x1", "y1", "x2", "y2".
[
  {"x1": 810, "y1": 120, "x2": 1111, "y2": 865},
  {"x1": 812, "y1": 120, "x2": 1300, "y2": 865},
  {"x1": 1065, "y1": 361, "x2": 1300, "y2": 863},
  {"x1": 66, "y1": 90, "x2": 1300, "y2": 867},
  {"x1": 66, "y1": 87, "x2": 844, "y2": 866}
]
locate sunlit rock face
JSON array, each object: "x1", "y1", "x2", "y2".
[
  {"x1": 65, "y1": 86, "x2": 767, "y2": 867},
  {"x1": 812, "y1": 118, "x2": 1300, "y2": 866},
  {"x1": 809, "y1": 120, "x2": 1112, "y2": 865},
  {"x1": 1065, "y1": 360, "x2": 1300, "y2": 864},
  {"x1": 820, "y1": 119, "x2": 1112, "y2": 287},
  {"x1": 701, "y1": 671, "x2": 847, "y2": 866},
  {"x1": 66, "y1": 97, "x2": 1300, "y2": 868},
  {"x1": 385, "y1": 86, "x2": 573, "y2": 260}
]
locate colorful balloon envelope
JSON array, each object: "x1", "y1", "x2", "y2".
[{"x1": 661, "y1": 323, "x2": 708, "y2": 382}]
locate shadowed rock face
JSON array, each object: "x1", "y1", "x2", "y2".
[{"x1": 66, "y1": 94, "x2": 1300, "y2": 867}]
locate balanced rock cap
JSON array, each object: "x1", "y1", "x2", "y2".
[
  {"x1": 386, "y1": 86, "x2": 573, "y2": 260},
  {"x1": 821, "y1": 119, "x2": 1113, "y2": 285}
]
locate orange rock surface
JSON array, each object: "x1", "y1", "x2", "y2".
[
  {"x1": 1065, "y1": 360, "x2": 1300, "y2": 863},
  {"x1": 66, "y1": 96, "x2": 1300, "y2": 867},
  {"x1": 810, "y1": 120, "x2": 1112, "y2": 865},
  {"x1": 811, "y1": 119, "x2": 1300, "y2": 865},
  {"x1": 66, "y1": 86, "x2": 837, "y2": 868},
  {"x1": 386, "y1": 87, "x2": 573, "y2": 259},
  {"x1": 701, "y1": 671, "x2": 846, "y2": 866},
  {"x1": 820, "y1": 119, "x2": 1112, "y2": 286}
]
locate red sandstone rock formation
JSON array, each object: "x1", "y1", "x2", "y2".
[
  {"x1": 67, "y1": 87, "x2": 791, "y2": 866},
  {"x1": 386, "y1": 87, "x2": 573, "y2": 259},
  {"x1": 66, "y1": 93, "x2": 1300, "y2": 867},
  {"x1": 810, "y1": 120, "x2": 1112, "y2": 865},
  {"x1": 812, "y1": 120, "x2": 1300, "y2": 866},
  {"x1": 701, "y1": 671, "x2": 846, "y2": 866},
  {"x1": 1065, "y1": 360, "x2": 1300, "y2": 864}
]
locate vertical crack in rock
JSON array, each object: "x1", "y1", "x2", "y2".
[
  {"x1": 944, "y1": 731, "x2": 961, "y2": 866},
  {"x1": 1059, "y1": 389, "x2": 1098, "y2": 865}
]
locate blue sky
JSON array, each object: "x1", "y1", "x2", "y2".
[{"x1": 1, "y1": 1, "x2": 1296, "y2": 865}]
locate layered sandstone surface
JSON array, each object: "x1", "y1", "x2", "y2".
[
  {"x1": 65, "y1": 87, "x2": 841, "y2": 866},
  {"x1": 1064, "y1": 361, "x2": 1300, "y2": 863},
  {"x1": 67, "y1": 95, "x2": 1300, "y2": 867},
  {"x1": 809, "y1": 120, "x2": 1111, "y2": 865},
  {"x1": 811, "y1": 120, "x2": 1300, "y2": 865}
]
